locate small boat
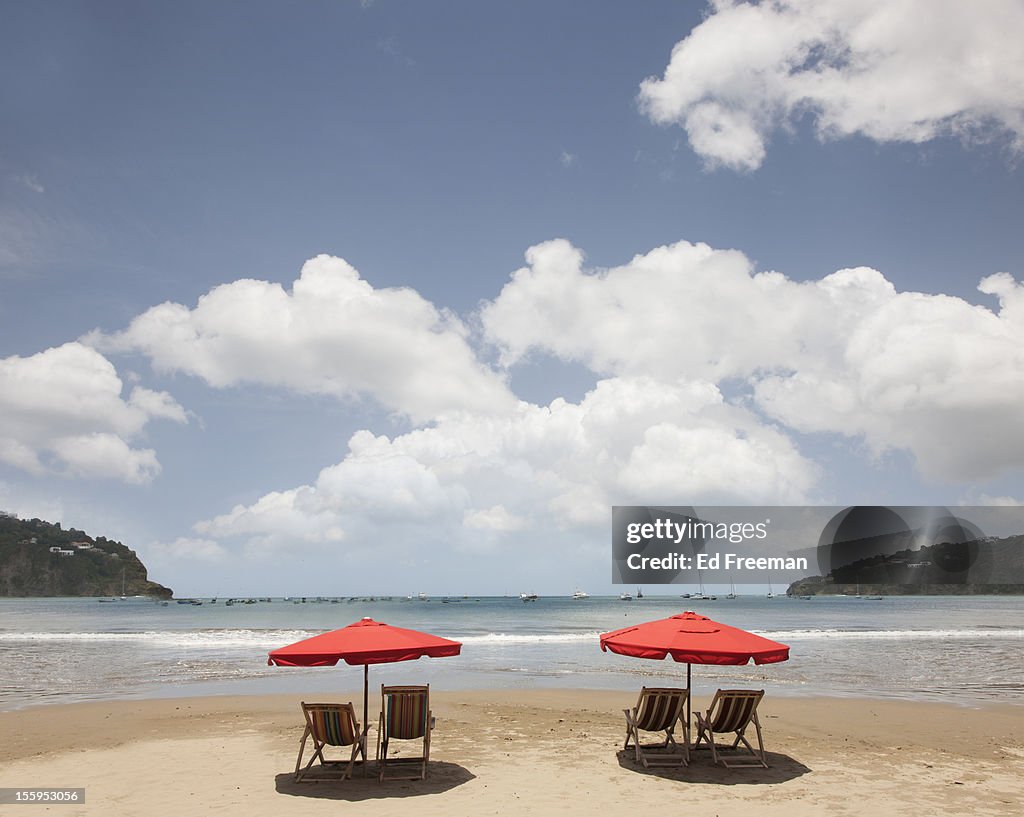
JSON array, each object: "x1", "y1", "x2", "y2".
[
  {"x1": 571, "y1": 588, "x2": 589, "y2": 600},
  {"x1": 636, "y1": 587, "x2": 643, "y2": 599},
  {"x1": 520, "y1": 592, "x2": 538, "y2": 602},
  {"x1": 618, "y1": 592, "x2": 633, "y2": 601},
  {"x1": 693, "y1": 571, "x2": 716, "y2": 600}
]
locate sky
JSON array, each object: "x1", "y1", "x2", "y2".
[{"x1": 2, "y1": 0, "x2": 1024, "y2": 597}]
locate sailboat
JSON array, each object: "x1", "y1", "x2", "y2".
[
  {"x1": 726, "y1": 576, "x2": 737, "y2": 599},
  {"x1": 693, "y1": 570, "x2": 716, "y2": 600},
  {"x1": 119, "y1": 568, "x2": 127, "y2": 600},
  {"x1": 636, "y1": 587, "x2": 643, "y2": 599},
  {"x1": 766, "y1": 576, "x2": 775, "y2": 599}
]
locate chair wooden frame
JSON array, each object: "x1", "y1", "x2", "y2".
[
  {"x1": 376, "y1": 684, "x2": 432, "y2": 782},
  {"x1": 693, "y1": 689, "x2": 768, "y2": 768},
  {"x1": 623, "y1": 686, "x2": 690, "y2": 768},
  {"x1": 294, "y1": 701, "x2": 366, "y2": 782}
]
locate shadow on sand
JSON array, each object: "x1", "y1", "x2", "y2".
[
  {"x1": 616, "y1": 748, "x2": 811, "y2": 785},
  {"x1": 275, "y1": 761, "x2": 476, "y2": 801}
]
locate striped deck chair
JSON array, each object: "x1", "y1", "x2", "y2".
[
  {"x1": 623, "y1": 686, "x2": 690, "y2": 768},
  {"x1": 693, "y1": 689, "x2": 768, "y2": 768},
  {"x1": 376, "y1": 685, "x2": 432, "y2": 781},
  {"x1": 294, "y1": 702, "x2": 365, "y2": 782}
]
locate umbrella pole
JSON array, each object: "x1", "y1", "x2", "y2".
[
  {"x1": 687, "y1": 663, "x2": 692, "y2": 733},
  {"x1": 362, "y1": 664, "x2": 369, "y2": 765}
]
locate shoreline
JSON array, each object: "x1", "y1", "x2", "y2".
[
  {"x1": 2, "y1": 690, "x2": 1022, "y2": 816},
  {"x1": 4, "y1": 678, "x2": 1024, "y2": 715}
]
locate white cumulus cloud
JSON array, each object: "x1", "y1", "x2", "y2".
[
  {"x1": 87, "y1": 254, "x2": 515, "y2": 424},
  {"x1": 144, "y1": 536, "x2": 231, "y2": 568},
  {"x1": 639, "y1": 0, "x2": 1024, "y2": 170},
  {"x1": 480, "y1": 238, "x2": 892, "y2": 381},
  {"x1": 754, "y1": 274, "x2": 1024, "y2": 479},
  {"x1": 463, "y1": 505, "x2": 528, "y2": 532},
  {"x1": 190, "y1": 376, "x2": 817, "y2": 555},
  {"x1": 0, "y1": 343, "x2": 187, "y2": 483},
  {"x1": 481, "y1": 238, "x2": 1024, "y2": 481}
]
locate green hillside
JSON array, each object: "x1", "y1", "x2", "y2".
[
  {"x1": 787, "y1": 535, "x2": 1024, "y2": 596},
  {"x1": 0, "y1": 513, "x2": 173, "y2": 598}
]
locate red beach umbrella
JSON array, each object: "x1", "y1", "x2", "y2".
[
  {"x1": 600, "y1": 611, "x2": 789, "y2": 723},
  {"x1": 269, "y1": 617, "x2": 462, "y2": 748}
]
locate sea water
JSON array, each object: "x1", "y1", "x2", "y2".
[{"x1": 0, "y1": 595, "x2": 1021, "y2": 710}]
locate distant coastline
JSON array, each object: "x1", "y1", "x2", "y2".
[
  {"x1": 786, "y1": 575, "x2": 1024, "y2": 596},
  {"x1": 788, "y1": 533, "x2": 1024, "y2": 596},
  {"x1": 0, "y1": 514, "x2": 172, "y2": 599}
]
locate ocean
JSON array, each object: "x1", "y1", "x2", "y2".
[{"x1": 1, "y1": 594, "x2": 1022, "y2": 711}]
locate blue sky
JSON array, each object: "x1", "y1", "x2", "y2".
[{"x1": 2, "y1": 0, "x2": 1023, "y2": 596}]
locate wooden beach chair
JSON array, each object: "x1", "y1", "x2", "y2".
[
  {"x1": 623, "y1": 686, "x2": 690, "y2": 768},
  {"x1": 376, "y1": 685, "x2": 432, "y2": 781},
  {"x1": 692, "y1": 689, "x2": 768, "y2": 768},
  {"x1": 294, "y1": 701, "x2": 365, "y2": 782}
]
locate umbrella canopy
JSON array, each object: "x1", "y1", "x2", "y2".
[
  {"x1": 269, "y1": 617, "x2": 462, "y2": 749},
  {"x1": 600, "y1": 611, "x2": 789, "y2": 723},
  {"x1": 600, "y1": 610, "x2": 789, "y2": 665},
  {"x1": 269, "y1": 617, "x2": 462, "y2": 667}
]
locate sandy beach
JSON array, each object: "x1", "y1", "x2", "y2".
[{"x1": 1, "y1": 690, "x2": 1022, "y2": 817}]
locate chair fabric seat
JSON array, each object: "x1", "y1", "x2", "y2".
[
  {"x1": 377, "y1": 685, "x2": 432, "y2": 781},
  {"x1": 294, "y1": 702, "x2": 365, "y2": 782},
  {"x1": 623, "y1": 686, "x2": 690, "y2": 768},
  {"x1": 693, "y1": 689, "x2": 769, "y2": 768}
]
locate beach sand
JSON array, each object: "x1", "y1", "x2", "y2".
[{"x1": 1, "y1": 690, "x2": 1022, "y2": 817}]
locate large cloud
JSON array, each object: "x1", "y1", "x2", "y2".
[
  {"x1": 192, "y1": 377, "x2": 817, "y2": 554},
  {"x1": 481, "y1": 239, "x2": 1024, "y2": 481},
  {"x1": 639, "y1": 0, "x2": 1024, "y2": 170},
  {"x1": 480, "y1": 238, "x2": 892, "y2": 380},
  {"x1": 87, "y1": 254, "x2": 515, "y2": 423},
  {"x1": 754, "y1": 273, "x2": 1024, "y2": 479},
  {"x1": 0, "y1": 343, "x2": 187, "y2": 483}
]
